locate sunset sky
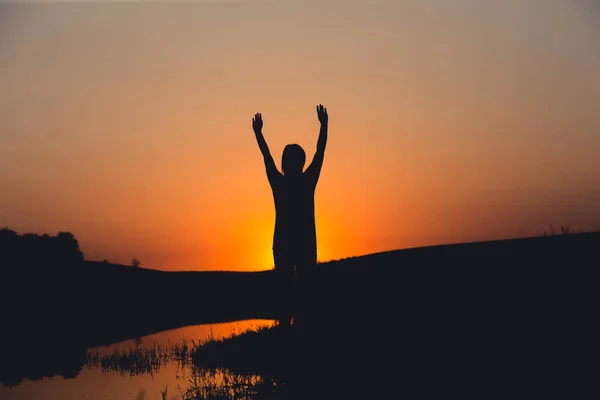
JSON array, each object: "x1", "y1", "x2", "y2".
[{"x1": 1, "y1": 0, "x2": 599, "y2": 271}]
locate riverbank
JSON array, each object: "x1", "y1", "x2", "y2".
[
  {"x1": 189, "y1": 231, "x2": 600, "y2": 398},
  {"x1": 2, "y1": 231, "x2": 598, "y2": 395}
]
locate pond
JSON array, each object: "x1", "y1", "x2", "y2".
[{"x1": 0, "y1": 319, "x2": 276, "y2": 400}]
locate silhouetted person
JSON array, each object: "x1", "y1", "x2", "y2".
[{"x1": 252, "y1": 104, "x2": 328, "y2": 322}]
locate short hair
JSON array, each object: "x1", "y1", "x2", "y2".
[{"x1": 282, "y1": 144, "x2": 306, "y2": 175}]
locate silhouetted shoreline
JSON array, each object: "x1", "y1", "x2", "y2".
[{"x1": 2, "y1": 230, "x2": 599, "y2": 396}]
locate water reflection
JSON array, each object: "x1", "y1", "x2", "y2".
[
  {"x1": 86, "y1": 341, "x2": 273, "y2": 400},
  {"x1": 87, "y1": 341, "x2": 188, "y2": 378},
  {"x1": 84, "y1": 320, "x2": 279, "y2": 400},
  {"x1": 0, "y1": 320, "x2": 275, "y2": 400},
  {"x1": 178, "y1": 367, "x2": 273, "y2": 400}
]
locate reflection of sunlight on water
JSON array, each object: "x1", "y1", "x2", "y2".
[
  {"x1": 177, "y1": 367, "x2": 267, "y2": 400},
  {"x1": 83, "y1": 319, "x2": 276, "y2": 400},
  {"x1": 84, "y1": 319, "x2": 276, "y2": 399},
  {"x1": 94, "y1": 319, "x2": 275, "y2": 354},
  {"x1": 0, "y1": 320, "x2": 275, "y2": 400}
]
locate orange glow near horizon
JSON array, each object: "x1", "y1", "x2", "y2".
[{"x1": 1, "y1": 2, "x2": 600, "y2": 271}]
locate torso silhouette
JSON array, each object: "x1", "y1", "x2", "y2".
[
  {"x1": 269, "y1": 171, "x2": 318, "y2": 259},
  {"x1": 252, "y1": 107, "x2": 328, "y2": 267}
]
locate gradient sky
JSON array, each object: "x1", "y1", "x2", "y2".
[{"x1": 1, "y1": 0, "x2": 599, "y2": 271}]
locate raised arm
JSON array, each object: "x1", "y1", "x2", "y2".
[
  {"x1": 252, "y1": 112, "x2": 280, "y2": 183},
  {"x1": 305, "y1": 104, "x2": 328, "y2": 186}
]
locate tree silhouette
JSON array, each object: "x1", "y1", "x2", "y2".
[{"x1": 0, "y1": 228, "x2": 84, "y2": 269}]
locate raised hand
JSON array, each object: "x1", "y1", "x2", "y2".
[
  {"x1": 316, "y1": 104, "x2": 328, "y2": 125},
  {"x1": 252, "y1": 112, "x2": 263, "y2": 132}
]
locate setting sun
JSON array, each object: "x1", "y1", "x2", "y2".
[
  {"x1": 1, "y1": 1, "x2": 599, "y2": 271},
  {"x1": 2, "y1": 2, "x2": 599, "y2": 399}
]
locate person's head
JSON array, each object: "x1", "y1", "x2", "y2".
[{"x1": 282, "y1": 144, "x2": 306, "y2": 176}]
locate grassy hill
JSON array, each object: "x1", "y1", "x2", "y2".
[
  {"x1": 2, "y1": 231, "x2": 598, "y2": 392},
  {"x1": 184, "y1": 230, "x2": 599, "y2": 398}
]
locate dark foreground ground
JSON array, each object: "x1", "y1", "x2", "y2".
[{"x1": 1, "y1": 231, "x2": 599, "y2": 397}]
